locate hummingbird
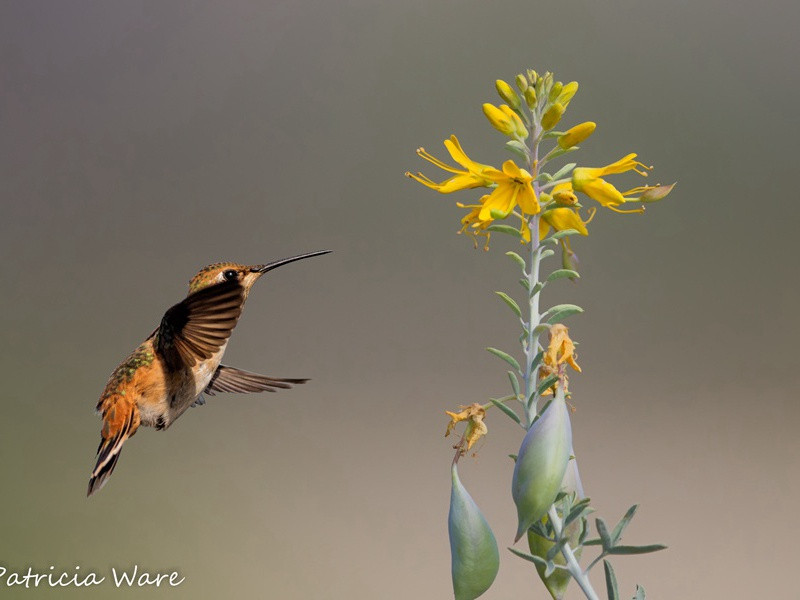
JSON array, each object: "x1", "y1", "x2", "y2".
[{"x1": 87, "y1": 250, "x2": 330, "y2": 497}]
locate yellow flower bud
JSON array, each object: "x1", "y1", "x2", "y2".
[
  {"x1": 541, "y1": 103, "x2": 565, "y2": 130},
  {"x1": 495, "y1": 79, "x2": 521, "y2": 109},
  {"x1": 515, "y1": 74, "x2": 528, "y2": 91},
  {"x1": 639, "y1": 182, "x2": 676, "y2": 202},
  {"x1": 549, "y1": 81, "x2": 563, "y2": 102},
  {"x1": 557, "y1": 82, "x2": 579, "y2": 107},
  {"x1": 552, "y1": 190, "x2": 578, "y2": 205},
  {"x1": 558, "y1": 121, "x2": 596, "y2": 149},
  {"x1": 524, "y1": 88, "x2": 537, "y2": 109},
  {"x1": 483, "y1": 103, "x2": 528, "y2": 139}
]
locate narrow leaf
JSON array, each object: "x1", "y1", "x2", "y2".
[
  {"x1": 542, "y1": 303, "x2": 584, "y2": 325},
  {"x1": 540, "y1": 249, "x2": 555, "y2": 260},
  {"x1": 607, "y1": 544, "x2": 667, "y2": 556},
  {"x1": 495, "y1": 291, "x2": 522, "y2": 318},
  {"x1": 632, "y1": 584, "x2": 647, "y2": 600},
  {"x1": 582, "y1": 537, "x2": 602, "y2": 546},
  {"x1": 550, "y1": 228, "x2": 581, "y2": 240},
  {"x1": 508, "y1": 547, "x2": 548, "y2": 568},
  {"x1": 611, "y1": 505, "x2": 639, "y2": 544},
  {"x1": 519, "y1": 277, "x2": 530, "y2": 291},
  {"x1": 506, "y1": 140, "x2": 530, "y2": 161},
  {"x1": 530, "y1": 281, "x2": 545, "y2": 297},
  {"x1": 529, "y1": 350, "x2": 544, "y2": 373},
  {"x1": 490, "y1": 398, "x2": 521, "y2": 424},
  {"x1": 536, "y1": 373, "x2": 559, "y2": 396},
  {"x1": 564, "y1": 499, "x2": 593, "y2": 528},
  {"x1": 596, "y1": 518, "x2": 612, "y2": 550},
  {"x1": 545, "y1": 538, "x2": 568, "y2": 562},
  {"x1": 547, "y1": 269, "x2": 580, "y2": 282},
  {"x1": 604, "y1": 560, "x2": 620, "y2": 600},
  {"x1": 505, "y1": 251, "x2": 527, "y2": 273},
  {"x1": 551, "y1": 162, "x2": 577, "y2": 181},
  {"x1": 508, "y1": 454, "x2": 518, "y2": 462},
  {"x1": 544, "y1": 560, "x2": 557, "y2": 578},
  {"x1": 486, "y1": 224, "x2": 522, "y2": 238},
  {"x1": 507, "y1": 371, "x2": 521, "y2": 397},
  {"x1": 486, "y1": 347, "x2": 521, "y2": 372}
]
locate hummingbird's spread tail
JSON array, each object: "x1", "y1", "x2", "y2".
[{"x1": 87, "y1": 397, "x2": 140, "y2": 497}]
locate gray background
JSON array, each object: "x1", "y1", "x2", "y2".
[{"x1": 1, "y1": 0, "x2": 798, "y2": 598}]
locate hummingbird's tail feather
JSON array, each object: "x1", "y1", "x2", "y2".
[
  {"x1": 87, "y1": 398, "x2": 140, "y2": 497},
  {"x1": 204, "y1": 365, "x2": 308, "y2": 396}
]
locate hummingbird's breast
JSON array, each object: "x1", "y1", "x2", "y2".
[{"x1": 163, "y1": 342, "x2": 229, "y2": 425}]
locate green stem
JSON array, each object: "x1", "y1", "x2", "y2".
[
  {"x1": 548, "y1": 507, "x2": 600, "y2": 600},
  {"x1": 523, "y1": 218, "x2": 541, "y2": 428}
]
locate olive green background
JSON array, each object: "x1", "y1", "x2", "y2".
[{"x1": 1, "y1": 1, "x2": 798, "y2": 598}]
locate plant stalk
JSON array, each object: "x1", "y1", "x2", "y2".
[{"x1": 548, "y1": 506, "x2": 600, "y2": 600}]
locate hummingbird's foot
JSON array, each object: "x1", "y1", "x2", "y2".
[{"x1": 191, "y1": 394, "x2": 206, "y2": 408}]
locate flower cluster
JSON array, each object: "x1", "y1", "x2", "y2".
[{"x1": 406, "y1": 70, "x2": 674, "y2": 250}]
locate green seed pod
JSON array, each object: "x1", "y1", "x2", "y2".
[
  {"x1": 511, "y1": 386, "x2": 572, "y2": 541},
  {"x1": 449, "y1": 463, "x2": 500, "y2": 600},
  {"x1": 527, "y1": 457, "x2": 585, "y2": 600}
]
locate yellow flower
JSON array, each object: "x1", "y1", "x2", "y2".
[
  {"x1": 405, "y1": 135, "x2": 494, "y2": 193},
  {"x1": 519, "y1": 201, "x2": 594, "y2": 242},
  {"x1": 479, "y1": 160, "x2": 540, "y2": 221},
  {"x1": 483, "y1": 103, "x2": 528, "y2": 139},
  {"x1": 558, "y1": 122, "x2": 596, "y2": 149},
  {"x1": 456, "y1": 196, "x2": 493, "y2": 250},
  {"x1": 571, "y1": 154, "x2": 653, "y2": 210},
  {"x1": 445, "y1": 403, "x2": 488, "y2": 450},
  {"x1": 545, "y1": 324, "x2": 581, "y2": 373}
]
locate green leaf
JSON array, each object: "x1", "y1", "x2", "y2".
[
  {"x1": 540, "y1": 248, "x2": 555, "y2": 260},
  {"x1": 545, "y1": 145, "x2": 579, "y2": 161},
  {"x1": 529, "y1": 350, "x2": 544, "y2": 373},
  {"x1": 543, "y1": 559, "x2": 557, "y2": 578},
  {"x1": 519, "y1": 277, "x2": 530, "y2": 292},
  {"x1": 550, "y1": 228, "x2": 581, "y2": 240},
  {"x1": 505, "y1": 251, "x2": 527, "y2": 273},
  {"x1": 508, "y1": 453, "x2": 518, "y2": 461},
  {"x1": 545, "y1": 538, "x2": 568, "y2": 562},
  {"x1": 632, "y1": 584, "x2": 647, "y2": 600},
  {"x1": 530, "y1": 281, "x2": 545, "y2": 297},
  {"x1": 508, "y1": 547, "x2": 548, "y2": 568},
  {"x1": 564, "y1": 498, "x2": 593, "y2": 528},
  {"x1": 495, "y1": 291, "x2": 522, "y2": 318},
  {"x1": 550, "y1": 162, "x2": 576, "y2": 181},
  {"x1": 536, "y1": 373, "x2": 559, "y2": 396},
  {"x1": 596, "y1": 518, "x2": 612, "y2": 550},
  {"x1": 506, "y1": 140, "x2": 530, "y2": 161},
  {"x1": 490, "y1": 398, "x2": 521, "y2": 425},
  {"x1": 507, "y1": 371, "x2": 521, "y2": 397},
  {"x1": 547, "y1": 269, "x2": 580, "y2": 282},
  {"x1": 486, "y1": 347, "x2": 521, "y2": 372},
  {"x1": 582, "y1": 537, "x2": 602, "y2": 546},
  {"x1": 532, "y1": 324, "x2": 550, "y2": 336},
  {"x1": 607, "y1": 544, "x2": 667, "y2": 556},
  {"x1": 604, "y1": 560, "x2": 620, "y2": 600},
  {"x1": 542, "y1": 303, "x2": 584, "y2": 324},
  {"x1": 611, "y1": 505, "x2": 639, "y2": 545},
  {"x1": 486, "y1": 224, "x2": 522, "y2": 238}
]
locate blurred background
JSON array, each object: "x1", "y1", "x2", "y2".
[{"x1": 1, "y1": 0, "x2": 798, "y2": 598}]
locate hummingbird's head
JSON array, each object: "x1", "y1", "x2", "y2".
[{"x1": 188, "y1": 251, "x2": 331, "y2": 296}]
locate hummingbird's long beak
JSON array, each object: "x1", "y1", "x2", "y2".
[{"x1": 251, "y1": 250, "x2": 331, "y2": 274}]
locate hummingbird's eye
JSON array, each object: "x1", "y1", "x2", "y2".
[{"x1": 223, "y1": 269, "x2": 238, "y2": 281}]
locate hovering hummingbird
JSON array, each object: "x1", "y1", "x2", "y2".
[{"x1": 87, "y1": 250, "x2": 330, "y2": 497}]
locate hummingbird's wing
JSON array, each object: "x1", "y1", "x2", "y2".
[
  {"x1": 155, "y1": 280, "x2": 245, "y2": 372},
  {"x1": 88, "y1": 396, "x2": 140, "y2": 497},
  {"x1": 204, "y1": 365, "x2": 308, "y2": 396}
]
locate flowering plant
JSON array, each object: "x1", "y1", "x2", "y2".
[{"x1": 407, "y1": 70, "x2": 673, "y2": 600}]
